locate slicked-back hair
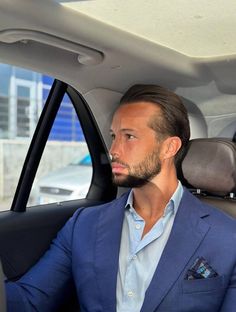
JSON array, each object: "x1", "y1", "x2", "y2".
[{"x1": 120, "y1": 84, "x2": 190, "y2": 166}]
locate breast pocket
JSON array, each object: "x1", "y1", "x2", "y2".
[
  {"x1": 182, "y1": 275, "x2": 225, "y2": 294},
  {"x1": 180, "y1": 275, "x2": 226, "y2": 312}
]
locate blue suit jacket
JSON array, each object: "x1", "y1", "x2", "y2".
[{"x1": 6, "y1": 189, "x2": 236, "y2": 311}]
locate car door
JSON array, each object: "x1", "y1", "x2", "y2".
[{"x1": 0, "y1": 77, "x2": 117, "y2": 310}]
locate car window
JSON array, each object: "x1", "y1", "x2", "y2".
[
  {"x1": 0, "y1": 64, "x2": 42, "y2": 211},
  {"x1": 70, "y1": 154, "x2": 92, "y2": 166},
  {"x1": 0, "y1": 63, "x2": 92, "y2": 211},
  {"x1": 28, "y1": 92, "x2": 92, "y2": 206}
]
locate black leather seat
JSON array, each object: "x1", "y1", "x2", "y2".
[{"x1": 179, "y1": 138, "x2": 236, "y2": 218}]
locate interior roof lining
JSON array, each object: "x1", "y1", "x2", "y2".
[{"x1": 61, "y1": 0, "x2": 236, "y2": 58}]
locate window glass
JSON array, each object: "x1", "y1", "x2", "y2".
[
  {"x1": 29, "y1": 94, "x2": 91, "y2": 206},
  {"x1": 0, "y1": 63, "x2": 92, "y2": 211},
  {"x1": 0, "y1": 64, "x2": 39, "y2": 211},
  {"x1": 15, "y1": 67, "x2": 35, "y2": 81},
  {"x1": 0, "y1": 96, "x2": 9, "y2": 138},
  {"x1": 16, "y1": 86, "x2": 31, "y2": 137}
]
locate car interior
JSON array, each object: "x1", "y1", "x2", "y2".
[{"x1": 0, "y1": 0, "x2": 235, "y2": 310}]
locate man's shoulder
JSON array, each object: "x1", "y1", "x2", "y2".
[{"x1": 182, "y1": 188, "x2": 236, "y2": 229}]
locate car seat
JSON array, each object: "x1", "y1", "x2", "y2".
[{"x1": 178, "y1": 138, "x2": 236, "y2": 218}]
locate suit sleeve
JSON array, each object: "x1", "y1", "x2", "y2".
[
  {"x1": 220, "y1": 264, "x2": 236, "y2": 311},
  {"x1": 5, "y1": 208, "x2": 84, "y2": 312}
]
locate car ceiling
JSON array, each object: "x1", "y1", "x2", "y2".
[{"x1": 59, "y1": 0, "x2": 236, "y2": 58}]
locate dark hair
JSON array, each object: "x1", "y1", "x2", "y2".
[{"x1": 120, "y1": 84, "x2": 190, "y2": 165}]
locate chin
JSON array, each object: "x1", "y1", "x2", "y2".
[
  {"x1": 113, "y1": 176, "x2": 126, "y2": 186},
  {"x1": 112, "y1": 174, "x2": 148, "y2": 188}
]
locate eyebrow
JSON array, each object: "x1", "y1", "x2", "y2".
[{"x1": 110, "y1": 128, "x2": 136, "y2": 133}]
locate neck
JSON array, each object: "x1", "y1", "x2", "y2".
[
  {"x1": 132, "y1": 169, "x2": 178, "y2": 235},
  {"x1": 133, "y1": 179, "x2": 178, "y2": 237}
]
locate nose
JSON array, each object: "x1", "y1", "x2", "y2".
[{"x1": 109, "y1": 137, "x2": 121, "y2": 159}]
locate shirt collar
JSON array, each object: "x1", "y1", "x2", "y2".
[{"x1": 125, "y1": 181, "x2": 183, "y2": 216}]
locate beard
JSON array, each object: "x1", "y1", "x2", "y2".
[{"x1": 112, "y1": 149, "x2": 162, "y2": 188}]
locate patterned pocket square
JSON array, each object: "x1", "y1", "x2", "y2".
[{"x1": 185, "y1": 257, "x2": 218, "y2": 280}]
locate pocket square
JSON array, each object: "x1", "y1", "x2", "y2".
[{"x1": 185, "y1": 257, "x2": 218, "y2": 280}]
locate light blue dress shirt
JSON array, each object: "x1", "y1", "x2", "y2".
[{"x1": 116, "y1": 182, "x2": 183, "y2": 312}]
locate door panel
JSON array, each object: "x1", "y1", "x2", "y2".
[{"x1": 0, "y1": 199, "x2": 102, "y2": 280}]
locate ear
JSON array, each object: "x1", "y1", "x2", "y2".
[{"x1": 162, "y1": 136, "x2": 182, "y2": 159}]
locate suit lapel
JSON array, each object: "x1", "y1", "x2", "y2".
[
  {"x1": 141, "y1": 190, "x2": 211, "y2": 312},
  {"x1": 94, "y1": 192, "x2": 129, "y2": 312}
]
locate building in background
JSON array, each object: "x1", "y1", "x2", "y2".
[{"x1": 0, "y1": 64, "x2": 84, "y2": 141}]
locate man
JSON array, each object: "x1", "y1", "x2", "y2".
[{"x1": 6, "y1": 85, "x2": 236, "y2": 311}]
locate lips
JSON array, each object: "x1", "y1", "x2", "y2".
[{"x1": 111, "y1": 162, "x2": 127, "y2": 174}]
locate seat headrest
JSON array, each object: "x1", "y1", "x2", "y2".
[{"x1": 180, "y1": 138, "x2": 236, "y2": 196}]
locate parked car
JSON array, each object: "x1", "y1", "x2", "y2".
[
  {"x1": 38, "y1": 154, "x2": 92, "y2": 204},
  {"x1": 0, "y1": 0, "x2": 235, "y2": 311}
]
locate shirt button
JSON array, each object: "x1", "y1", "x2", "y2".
[
  {"x1": 132, "y1": 255, "x2": 137, "y2": 260},
  {"x1": 127, "y1": 291, "x2": 134, "y2": 297},
  {"x1": 135, "y1": 223, "x2": 141, "y2": 230}
]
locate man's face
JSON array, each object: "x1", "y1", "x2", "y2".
[{"x1": 109, "y1": 101, "x2": 163, "y2": 187}]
